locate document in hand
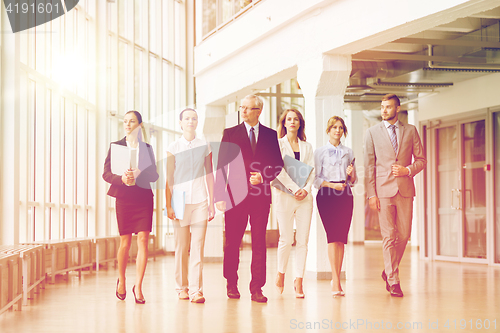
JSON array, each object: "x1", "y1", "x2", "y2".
[
  {"x1": 171, "y1": 189, "x2": 186, "y2": 220},
  {"x1": 110, "y1": 144, "x2": 130, "y2": 176},
  {"x1": 271, "y1": 155, "x2": 314, "y2": 196}
]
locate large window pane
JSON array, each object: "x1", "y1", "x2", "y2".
[
  {"x1": 494, "y1": 112, "x2": 500, "y2": 263},
  {"x1": 203, "y1": 0, "x2": 216, "y2": 36}
]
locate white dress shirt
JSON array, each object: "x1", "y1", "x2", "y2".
[
  {"x1": 126, "y1": 141, "x2": 140, "y2": 168},
  {"x1": 383, "y1": 120, "x2": 411, "y2": 176},
  {"x1": 313, "y1": 142, "x2": 356, "y2": 189},
  {"x1": 244, "y1": 122, "x2": 260, "y2": 142},
  {"x1": 166, "y1": 136, "x2": 211, "y2": 205}
]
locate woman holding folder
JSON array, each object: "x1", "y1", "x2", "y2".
[
  {"x1": 274, "y1": 109, "x2": 315, "y2": 298},
  {"x1": 313, "y1": 116, "x2": 356, "y2": 297},
  {"x1": 102, "y1": 110, "x2": 159, "y2": 304},
  {"x1": 165, "y1": 108, "x2": 215, "y2": 304}
]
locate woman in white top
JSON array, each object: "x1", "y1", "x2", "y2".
[
  {"x1": 314, "y1": 116, "x2": 356, "y2": 297},
  {"x1": 165, "y1": 108, "x2": 215, "y2": 303},
  {"x1": 274, "y1": 109, "x2": 315, "y2": 298}
]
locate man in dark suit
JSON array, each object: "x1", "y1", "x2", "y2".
[
  {"x1": 215, "y1": 94, "x2": 283, "y2": 303},
  {"x1": 364, "y1": 94, "x2": 426, "y2": 297}
]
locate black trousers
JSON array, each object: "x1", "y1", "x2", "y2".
[{"x1": 223, "y1": 195, "x2": 270, "y2": 294}]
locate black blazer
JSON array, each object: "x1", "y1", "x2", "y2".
[
  {"x1": 214, "y1": 122, "x2": 283, "y2": 207},
  {"x1": 102, "y1": 137, "x2": 159, "y2": 199}
]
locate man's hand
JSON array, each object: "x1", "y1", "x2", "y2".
[
  {"x1": 249, "y1": 172, "x2": 262, "y2": 185},
  {"x1": 216, "y1": 201, "x2": 226, "y2": 212},
  {"x1": 392, "y1": 164, "x2": 409, "y2": 177},
  {"x1": 369, "y1": 196, "x2": 380, "y2": 211}
]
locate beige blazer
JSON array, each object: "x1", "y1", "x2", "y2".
[
  {"x1": 274, "y1": 136, "x2": 315, "y2": 198},
  {"x1": 364, "y1": 121, "x2": 426, "y2": 199}
]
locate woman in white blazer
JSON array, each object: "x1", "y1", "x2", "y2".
[{"x1": 274, "y1": 109, "x2": 315, "y2": 298}]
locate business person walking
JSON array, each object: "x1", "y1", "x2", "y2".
[
  {"x1": 314, "y1": 116, "x2": 356, "y2": 297},
  {"x1": 103, "y1": 110, "x2": 159, "y2": 304},
  {"x1": 274, "y1": 109, "x2": 314, "y2": 298},
  {"x1": 215, "y1": 94, "x2": 283, "y2": 303},
  {"x1": 165, "y1": 108, "x2": 215, "y2": 304},
  {"x1": 364, "y1": 94, "x2": 426, "y2": 297}
]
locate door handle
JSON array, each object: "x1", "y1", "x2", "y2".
[{"x1": 451, "y1": 189, "x2": 462, "y2": 210}]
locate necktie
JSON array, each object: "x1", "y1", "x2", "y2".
[
  {"x1": 249, "y1": 127, "x2": 256, "y2": 154},
  {"x1": 389, "y1": 124, "x2": 398, "y2": 154}
]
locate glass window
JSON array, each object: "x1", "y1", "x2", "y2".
[
  {"x1": 494, "y1": 112, "x2": 500, "y2": 262},
  {"x1": 202, "y1": 0, "x2": 216, "y2": 36},
  {"x1": 174, "y1": 1, "x2": 182, "y2": 66},
  {"x1": 202, "y1": 0, "x2": 254, "y2": 38}
]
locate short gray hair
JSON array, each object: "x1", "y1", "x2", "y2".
[{"x1": 243, "y1": 94, "x2": 264, "y2": 110}]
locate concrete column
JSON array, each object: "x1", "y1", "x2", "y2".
[
  {"x1": 345, "y1": 109, "x2": 365, "y2": 244},
  {"x1": 1, "y1": 12, "x2": 20, "y2": 245},
  {"x1": 407, "y1": 109, "x2": 420, "y2": 247},
  {"x1": 297, "y1": 54, "x2": 351, "y2": 279}
]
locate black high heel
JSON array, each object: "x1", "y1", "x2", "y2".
[
  {"x1": 116, "y1": 279, "x2": 126, "y2": 300},
  {"x1": 132, "y1": 285, "x2": 146, "y2": 304}
]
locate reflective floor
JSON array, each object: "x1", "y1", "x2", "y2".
[{"x1": 1, "y1": 243, "x2": 499, "y2": 333}]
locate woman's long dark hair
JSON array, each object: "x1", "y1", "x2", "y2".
[{"x1": 277, "y1": 109, "x2": 306, "y2": 141}]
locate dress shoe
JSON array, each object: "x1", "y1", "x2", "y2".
[
  {"x1": 389, "y1": 283, "x2": 404, "y2": 297},
  {"x1": 251, "y1": 290, "x2": 268, "y2": 303},
  {"x1": 132, "y1": 285, "x2": 146, "y2": 304},
  {"x1": 191, "y1": 293, "x2": 206, "y2": 303},
  {"x1": 381, "y1": 270, "x2": 390, "y2": 292},
  {"x1": 116, "y1": 278, "x2": 126, "y2": 301},
  {"x1": 178, "y1": 290, "x2": 189, "y2": 300},
  {"x1": 294, "y1": 278, "x2": 305, "y2": 298},
  {"x1": 227, "y1": 284, "x2": 240, "y2": 299},
  {"x1": 275, "y1": 272, "x2": 285, "y2": 294},
  {"x1": 330, "y1": 280, "x2": 344, "y2": 297}
]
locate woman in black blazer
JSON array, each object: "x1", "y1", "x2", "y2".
[{"x1": 102, "y1": 110, "x2": 159, "y2": 304}]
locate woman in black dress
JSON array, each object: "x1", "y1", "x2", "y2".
[
  {"x1": 313, "y1": 116, "x2": 356, "y2": 297},
  {"x1": 103, "y1": 111, "x2": 159, "y2": 304}
]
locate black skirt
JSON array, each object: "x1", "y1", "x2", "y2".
[
  {"x1": 316, "y1": 185, "x2": 353, "y2": 244},
  {"x1": 115, "y1": 194, "x2": 154, "y2": 235}
]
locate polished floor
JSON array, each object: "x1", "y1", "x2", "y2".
[{"x1": 1, "y1": 243, "x2": 499, "y2": 333}]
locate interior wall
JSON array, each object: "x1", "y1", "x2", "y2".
[{"x1": 419, "y1": 72, "x2": 500, "y2": 121}]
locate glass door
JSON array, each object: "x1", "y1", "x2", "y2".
[
  {"x1": 436, "y1": 125, "x2": 460, "y2": 257},
  {"x1": 462, "y1": 120, "x2": 487, "y2": 259},
  {"x1": 433, "y1": 118, "x2": 487, "y2": 262}
]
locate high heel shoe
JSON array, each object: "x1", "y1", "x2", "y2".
[
  {"x1": 331, "y1": 280, "x2": 345, "y2": 297},
  {"x1": 294, "y1": 278, "x2": 305, "y2": 298},
  {"x1": 275, "y1": 272, "x2": 285, "y2": 294},
  {"x1": 116, "y1": 279, "x2": 126, "y2": 300},
  {"x1": 132, "y1": 285, "x2": 146, "y2": 304}
]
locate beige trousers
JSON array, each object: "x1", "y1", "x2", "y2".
[
  {"x1": 173, "y1": 200, "x2": 208, "y2": 298},
  {"x1": 378, "y1": 192, "x2": 413, "y2": 285},
  {"x1": 275, "y1": 191, "x2": 313, "y2": 278}
]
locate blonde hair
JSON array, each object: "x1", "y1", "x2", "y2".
[{"x1": 326, "y1": 116, "x2": 348, "y2": 137}]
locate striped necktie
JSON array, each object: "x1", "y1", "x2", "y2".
[
  {"x1": 249, "y1": 127, "x2": 256, "y2": 154},
  {"x1": 389, "y1": 124, "x2": 398, "y2": 154}
]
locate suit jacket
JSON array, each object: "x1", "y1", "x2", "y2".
[
  {"x1": 274, "y1": 136, "x2": 315, "y2": 199},
  {"x1": 214, "y1": 122, "x2": 283, "y2": 208},
  {"x1": 102, "y1": 137, "x2": 159, "y2": 199},
  {"x1": 364, "y1": 121, "x2": 426, "y2": 199}
]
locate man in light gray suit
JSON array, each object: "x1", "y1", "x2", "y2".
[{"x1": 364, "y1": 94, "x2": 426, "y2": 297}]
